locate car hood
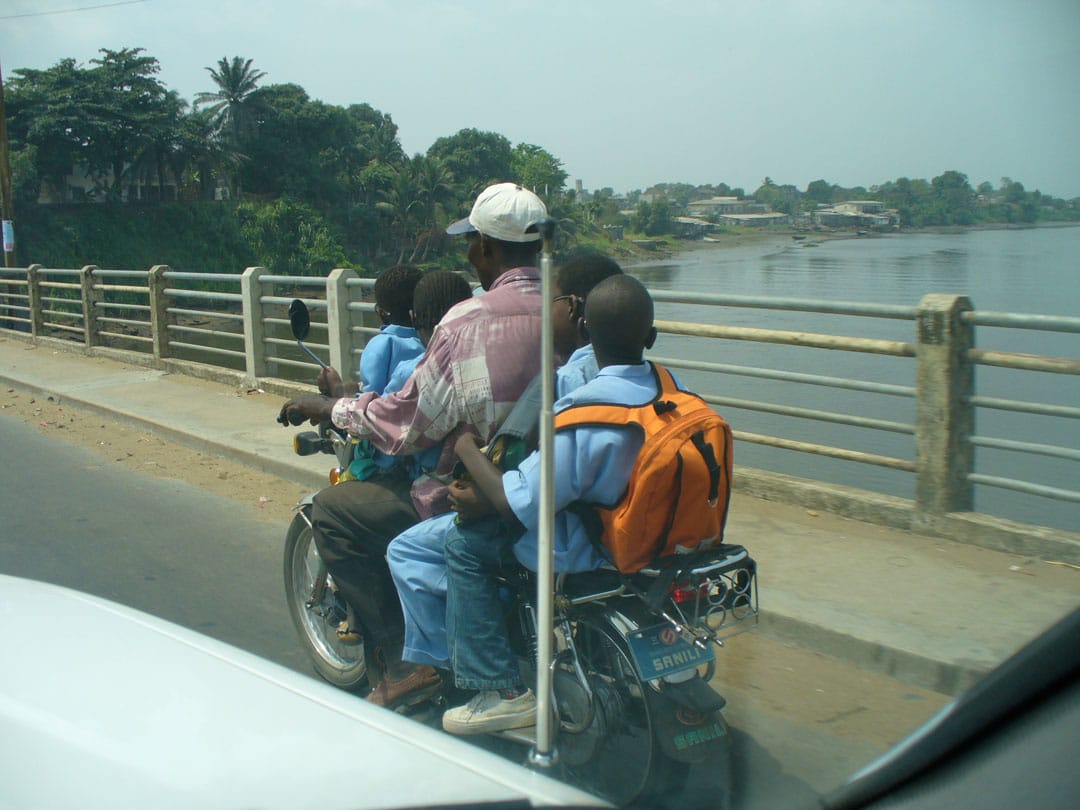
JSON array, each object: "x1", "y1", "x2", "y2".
[{"x1": 0, "y1": 575, "x2": 606, "y2": 810}]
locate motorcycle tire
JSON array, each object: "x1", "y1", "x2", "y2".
[
  {"x1": 556, "y1": 607, "x2": 689, "y2": 807},
  {"x1": 283, "y1": 509, "x2": 368, "y2": 692}
]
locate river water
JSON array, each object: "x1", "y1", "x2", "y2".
[{"x1": 629, "y1": 225, "x2": 1079, "y2": 532}]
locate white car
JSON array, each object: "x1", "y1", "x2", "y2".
[{"x1": 0, "y1": 575, "x2": 607, "y2": 810}]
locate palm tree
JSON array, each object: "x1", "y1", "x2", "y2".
[
  {"x1": 376, "y1": 164, "x2": 423, "y2": 264},
  {"x1": 173, "y1": 109, "x2": 243, "y2": 201},
  {"x1": 130, "y1": 90, "x2": 187, "y2": 201},
  {"x1": 194, "y1": 56, "x2": 266, "y2": 196},
  {"x1": 409, "y1": 155, "x2": 455, "y2": 261}
]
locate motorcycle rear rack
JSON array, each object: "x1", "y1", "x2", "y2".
[{"x1": 554, "y1": 544, "x2": 759, "y2": 651}]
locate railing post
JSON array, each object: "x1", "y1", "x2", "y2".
[
  {"x1": 80, "y1": 264, "x2": 101, "y2": 348},
  {"x1": 915, "y1": 294, "x2": 975, "y2": 515},
  {"x1": 148, "y1": 264, "x2": 172, "y2": 362},
  {"x1": 326, "y1": 267, "x2": 358, "y2": 378},
  {"x1": 27, "y1": 264, "x2": 43, "y2": 338},
  {"x1": 241, "y1": 266, "x2": 268, "y2": 385}
]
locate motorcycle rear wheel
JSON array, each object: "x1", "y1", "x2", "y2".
[
  {"x1": 557, "y1": 609, "x2": 688, "y2": 807},
  {"x1": 283, "y1": 509, "x2": 368, "y2": 692}
]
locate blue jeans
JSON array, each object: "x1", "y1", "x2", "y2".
[
  {"x1": 387, "y1": 513, "x2": 455, "y2": 669},
  {"x1": 445, "y1": 515, "x2": 522, "y2": 691}
]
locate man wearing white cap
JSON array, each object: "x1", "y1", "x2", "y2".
[{"x1": 280, "y1": 182, "x2": 547, "y2": 707}]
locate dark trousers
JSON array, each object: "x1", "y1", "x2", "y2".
[{"x1": 311, "y1": 477, "x2": 419, "y2": 666}]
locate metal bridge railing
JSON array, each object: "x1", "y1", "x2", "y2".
[{"x1": 1, "y1": 266, "x2": 1077, "y2": 526}]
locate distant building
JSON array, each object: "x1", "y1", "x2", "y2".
[
  {"x1": 813, "y1": 200, "x2": 898, "y2": 229},
  {"x1": 686, "y1": 197, "x2": 767, "y2": 217},
  {"x1": 37, "y1": 164, "x2": 180, "y2": 204},
  {"x1": 835, "y1": 200, "x2": 886, "y2": 215},
  {"x1": 673, "y1": 216, "x2": 719, "y2": 238},
  {"x1": 716, "y1": 212, "x2": 792, "y2": 227}
]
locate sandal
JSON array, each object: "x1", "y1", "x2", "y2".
[{"x1": 336, "y1": 620, "x2": 363, "y2": 644}]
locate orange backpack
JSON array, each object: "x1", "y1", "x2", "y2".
[{"x1": 555, "y1": 363, "x2": 733, "y2": 573}]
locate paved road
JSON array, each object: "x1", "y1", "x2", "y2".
[
  {"x1": 0, "y1": 412, "x2": 308, "y2": 675},
  {"x1": 3, "y1": 412, "x2": 962, "y2": 806}
]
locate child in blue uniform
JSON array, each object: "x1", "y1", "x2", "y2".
[{"x1": 440, "y1": 274, "x2": 659, "y2": 734}]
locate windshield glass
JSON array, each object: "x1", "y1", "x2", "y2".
[{"x1": 0, "y1": 2, "x2": 1076, "y2": 809}]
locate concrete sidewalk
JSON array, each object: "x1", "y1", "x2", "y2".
[{"x1": 2, "y1": 335, "x2": 1077, "y2": 695}]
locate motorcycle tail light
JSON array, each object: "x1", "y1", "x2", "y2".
[
  {"x1": 671, "y1": 581, "x2": 708, "y2": 604},
  {"x1": 329, "y1": 468, "x2": 342, "y2": 485}
]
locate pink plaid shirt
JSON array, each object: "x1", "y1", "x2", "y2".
[{"x1": 332, "y1": 266, "x2": 543, "y2": 518}]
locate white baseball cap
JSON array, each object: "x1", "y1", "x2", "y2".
[{"x1": 446, "y1": 182, "x2": 547, "y2": 243}]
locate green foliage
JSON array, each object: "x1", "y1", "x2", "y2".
[
  {"x1": 237, "y1": 198, "x2": 351, "y2": 276},
  {"x1": 511, "y1": 143, "x2": 567, "y2": 195},
  {"x1": 15, "y1": 202, "x2": 249, "y2": 271},
  {"x1": 427, "y1": 128, "x2": 512, "y2": 199},
  {"x1": 632, "y1": 197, "x2": 674, "y2": 236},
  {"x1": 8, "y1": 48, "x2": 1079, "y2": 281},
  {"x1": 753, "y1": 181, "x2": 800, "y2": 214},
  {"x1": 805, "y1": 179, "x2": 838, "y2": 205}
]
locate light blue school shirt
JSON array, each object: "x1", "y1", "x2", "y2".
[
  {"x1": 358, "y1": 324, "x2": 424, "y2": 395},
  {"x1": 504, "y1": 361, "x2": 660, "y2": 574}
]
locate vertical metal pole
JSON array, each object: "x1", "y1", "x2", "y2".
[
  {"x1": 529, "y1": 218, "x2": 558, "y2": 768},
  {"x1": 0, "y1": 60, "x2": 15, "y2": 268}
]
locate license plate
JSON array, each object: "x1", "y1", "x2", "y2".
[{"x1": 627, "y1": 622, "x2": 715, "y2": 681}]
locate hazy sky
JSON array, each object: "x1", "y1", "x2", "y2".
[{"x1": 3, "y1": 0, "x2": 1079, "y2": 198}]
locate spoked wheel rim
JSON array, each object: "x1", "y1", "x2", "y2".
[
  {"x1": 284, "y1": 513, "x2": 367, "y2": 689},
  {"x1": 557, "y1": 613, "x2": 656, "y2": 806}
]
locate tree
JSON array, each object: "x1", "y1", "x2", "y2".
[
  {"x1": 409, "y1": 154, "x2": 455, "y2": 260},
  {"x1": 238, "y1": 83, "x2": 358, "y2": 205},
  {"x1": 6, "y1": 59, "x2": 91, "y2": 197},
  {"x1": 195, "y1": 57, "x2": 266, "y2": 147},
  {"x1": 805, "y1": 179, "x2": 837, "y2": 205},
  {"x1": 130, "y1": 89, "x2": 187, "y2": 201},
  {"x1": 237, "y1": 198, "x2": 349, "y2": 276},
  {"x1": 346, "y1": 103, "x2": 405, "y2": 167},
  {"x1": 376, "y1": 161, "x2": 423, "y2": 263},
  {"x1": 510, "y1": 143, "x2": 567, "y2": 195},
  {"x1": 89, "y1": 48, "x2": 177, "y2": 200},
  {"x1": 427, "y1": 128, "x2": 512, "y2": 200},
  {"x1": 632, "y1": 197, "x2": 673, "y2": 236},
  {"x1": 930, "y1": 170, "x2": 975, "y2": 225},
  {"x1": 7, "y1": 49, "x2": 178, "y2": 202},
  {"x1": 194, "y1": 56, "x2": 266, "y2": 197},
  {"x1": 173, "y1": 108, "x2": 241, "y2": 201},
  {"x1": 754, "y1": 180, "x2": 800, "y2": 214}
]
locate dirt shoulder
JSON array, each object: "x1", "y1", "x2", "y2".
[{"x1": 1, "y1": 385, "x2": 309, "y2": 526}]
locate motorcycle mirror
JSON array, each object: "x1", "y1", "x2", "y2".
[
  {"x1": 287, "y1": 298, "x2": 328, "y2": 369},
  {"x1": 288, "y1": 299, "x2": 311, "y2": 341}
]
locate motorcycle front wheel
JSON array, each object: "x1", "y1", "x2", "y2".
[
  {"x1": 556, "y1": 608, "x2": 688, "y2": 807},
  {"x1": 283, "y1": 509, "x2": 368, "y2": 692}
]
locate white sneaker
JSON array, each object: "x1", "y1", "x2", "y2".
[{"x1": 442, "y1": 689, "x2": 537, "y2": 735}]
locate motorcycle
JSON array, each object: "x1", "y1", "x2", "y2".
[
  {"x1": 281, "y1": 417, "x2": 759, "y2": 806},
  {"x1": 282, "y1": 419, "x2": 371, "y2": 691},
  {"x1": 278, "y1": 298, "x2": 759, "y2": 806}
]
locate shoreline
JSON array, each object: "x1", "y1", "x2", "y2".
[{"x1": 626, "y1": 219, "x2": 1080, "y2": 263}]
